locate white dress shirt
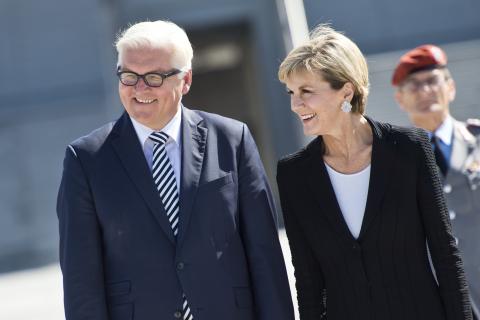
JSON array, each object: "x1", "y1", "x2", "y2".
[
  {"x1": 325, "y1": 163, "x2": 371, "y2": 239},
  {"x1": 130, "y1": 106, "x2": 182, "y2": 190}
]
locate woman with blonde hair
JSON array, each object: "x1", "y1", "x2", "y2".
[{"x1": 277, "y1": 25, "x2": 472, "y2": 320}]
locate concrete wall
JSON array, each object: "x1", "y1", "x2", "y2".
[
  {"x1": 0, "y1": 0, "x2": 116, "y2": 272},
  {"x1": 0, "y1": 0, "x2": 478, "y2": 273},
  {"x1": 303, "y1": 0, "x2": 480, "y2": 53}
]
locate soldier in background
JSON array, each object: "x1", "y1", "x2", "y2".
[{"x1": 393, "y1": 44, "x2": 480, "y2": 319}]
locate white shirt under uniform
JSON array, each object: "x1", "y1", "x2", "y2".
[{"x1": 325, "y1": 163, "x2": 371, "y2": 239}]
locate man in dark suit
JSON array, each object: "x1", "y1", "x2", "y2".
[
  {"x1": 57, "y1": 20, "x2": 294, "y2": 320},
  {"x1": 393, "y1": 44, "x2": 480, "y2": 319}
]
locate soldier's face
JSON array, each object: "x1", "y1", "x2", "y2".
[{"x1": 395, "y1": 69, "x2": 455, "y2": 119}]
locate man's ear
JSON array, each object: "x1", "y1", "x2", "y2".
[
  {"x1": 447, "y1": 78, "x2": 456, "y2": 102},
  {"x1": 394, "y1": 89, "x2": 406, "y2": 111},
  {"x1": 182, "y1": 69, "x2": 192, "y2": 95}
]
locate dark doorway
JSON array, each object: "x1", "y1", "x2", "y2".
[{"x1": 183, "y1": 23, "x2": 276, "y2": 177}]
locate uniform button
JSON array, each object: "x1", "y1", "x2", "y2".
[
  {"x1": 449, "y1": 210, "x2": 456, "y2": 220},
  {"x1": 174, "y1": 311, "x2": 182, "y2": 318},
  {"x1": 177, "y1": 262, "x2": 184, "y2": 270},
  {"x1": 352, "y1": 244, "x2": 358, "y2": 249},
  {"x1": 443, "y1": 184, "x2": 452, "y2": 193}
]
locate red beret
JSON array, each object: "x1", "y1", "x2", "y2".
[{"x1": 391, "y1": 44, "x2": 447, "y2": 86}]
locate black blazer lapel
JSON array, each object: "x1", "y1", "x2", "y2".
[
  {"x1": 358, "y1": 117, "x2": 395, "y2": 241},
  {"x1": 304, "y1": 137, "x2": 356, "y2": 244},
  {"x1": 111, "y1": 112, "x2": 176, "y2": 244},
  {"x1": 177, "y1": 107, "x2": 207, "y2": 248},
  {"x1": 302, "y1": 118, "x2": 395, "y2": 243}
]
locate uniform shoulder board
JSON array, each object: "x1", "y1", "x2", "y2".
[{"x1": 466, "y1": 118, "x2": 480, "y2": 136}]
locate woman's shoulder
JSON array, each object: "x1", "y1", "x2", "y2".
[
  {"x1": 277, "y1": 137, "x2": 321, "y2": 168},
  {"x1": 369, "y1": 117, "x2": 428, "y2": 145},
  {"x1": 277, "y1": 151, "x2": 307, "y2": 180},
  {"x1": 388, "y1": 123, "x2": 430, "y2": 147},
  {"x1": 278, "y1": 149, "x2": 306, "y2": 166}
]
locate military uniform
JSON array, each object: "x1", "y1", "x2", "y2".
[
  {"x1": 443, "y1": 118, "x2": 480, "y2": 317},
  {"x1": 392, "y1": 43, "x2": 479, "y2": 318}
]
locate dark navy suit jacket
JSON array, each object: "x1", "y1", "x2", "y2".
[{"x1": 57, "y1": 107, "x2": 294, "y2": 320}]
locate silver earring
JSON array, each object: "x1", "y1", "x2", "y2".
[{"x1": 341, "y1": 100, "x2": 352, "y2": 113}]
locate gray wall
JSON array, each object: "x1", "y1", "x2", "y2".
[
  {"x1": 303, "y1": 0, "x2": 480, "y2": 53},
  {"x1": 0, "y1": 0, "x2": 478, "y2": 273},
  {"x1": 0, "y1": 0, "x2": 116, "y2": 272}
]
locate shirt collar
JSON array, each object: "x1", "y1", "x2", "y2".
[
  {"x1": 433, "y1": 116, "x2": 453, "y2": 145},
  {"x1": 130, "y1": 106, "x2": 182, "y2": 147}
]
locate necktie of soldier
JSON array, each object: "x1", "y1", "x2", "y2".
[
  {"x1": 431, "y1": 135, "x2": 448, "y2": 177},
  {"x1": 149, "y1": 131, "x2": 193, "y2": 320}
]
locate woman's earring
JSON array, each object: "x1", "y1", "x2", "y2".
[{"x1": 341, "y1": 100, "x2": 352, "y2": 113}]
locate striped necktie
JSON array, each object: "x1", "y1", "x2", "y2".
[{"x1": 149, "y1": 131, "x2": 193, "y2": 320}]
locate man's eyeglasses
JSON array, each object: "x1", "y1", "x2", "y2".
[
  {"x1": 116, "y1": 68, "x2": 186, "y2": 87},
  {"x1": 401, "y1": 75, "x2": 447, "y2": 93}
]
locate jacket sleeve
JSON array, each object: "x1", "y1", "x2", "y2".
[
  {"x1": 57, "y1": 146, "x2": 109, "y2": 320},
  {"x1": 277, "y1": 161, "x2": 326, "y2": 320},
  {"x1": 236, "y1": 124, "x2": 295, "y2": 320},
  {"x1": 415, "y1": 130, "x2": 473, "y2": 320}
]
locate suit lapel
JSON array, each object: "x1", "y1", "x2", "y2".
[
  {"x1": 111, "y1": 113, "x2": 176, "y2": 244},
  {"x1": 303, "y1": 118, "x2": 394, "y2": 243},
  {"x1": 358, "y1": 118, "x2": 394, "y2": 241},
  {"x1": 304, "y1": 137, "x2": 355, "y2": 243},
  {"x1": 177, "y1": 107, "x2": 207, "y2": 248}
]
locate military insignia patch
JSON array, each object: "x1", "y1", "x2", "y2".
[
  {"x1": 465, "y1": 160, "x2": 480, "y2": 190},
  {"x1": 466, "y1": 160, "x2": 480, "y2": 173}
]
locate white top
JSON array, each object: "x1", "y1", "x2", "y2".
[
  {"x1": 325, "y1": 163, "x2": 371, "y2": 239},
  {"x1": 130, "y1": 106, "x2": 182, "y2": 189}
]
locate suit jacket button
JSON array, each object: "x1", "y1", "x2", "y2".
[
  {"x1": 177, "y1": 262, "x2": 184, "y2": 270},
  {"x1": 174, "y1": 311, "x2": 182, "y2": 318}
]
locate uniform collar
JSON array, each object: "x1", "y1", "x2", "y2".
[{"x1": 432, "y1": 115, "x2": 453, "y2": 145}]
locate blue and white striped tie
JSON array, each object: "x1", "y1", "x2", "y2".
[{"x1": 149, "y1": 131, "x2": 193, "y2": 320}]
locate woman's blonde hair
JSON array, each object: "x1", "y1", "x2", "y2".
[{"x1": 278, "y1": 24, "x2": 369, "y2": 114}]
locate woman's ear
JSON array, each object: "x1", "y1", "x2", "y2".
[{"x1": 342, "y1": 82, "x2": 354, "y2": 100}]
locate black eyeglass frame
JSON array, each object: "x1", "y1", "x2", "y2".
[{"x1": 116, "y1": 68, "x2": 185, "y2": 87}]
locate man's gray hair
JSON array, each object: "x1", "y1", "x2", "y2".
[{"x1": 115, "y1": 20, "x2": 193, "y2": 69}]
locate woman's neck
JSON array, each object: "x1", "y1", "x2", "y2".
[{"x1": 322, "y1": 114, "x2": 373, "y2": 160}]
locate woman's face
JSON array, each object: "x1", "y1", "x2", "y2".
[{"x1": 285, "y1": 71, "x2": 346, "y2": 136}]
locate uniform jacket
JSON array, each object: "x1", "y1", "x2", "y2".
[
  {"x1": 443, "y1": 119, "x2": 480, "y2": 317},
  {"x1": 277, "y1": 118, "x2": 472, "y2": 320},
  {"x1": 57, "y1": 107, "x2": 294, "y2": 320}
]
